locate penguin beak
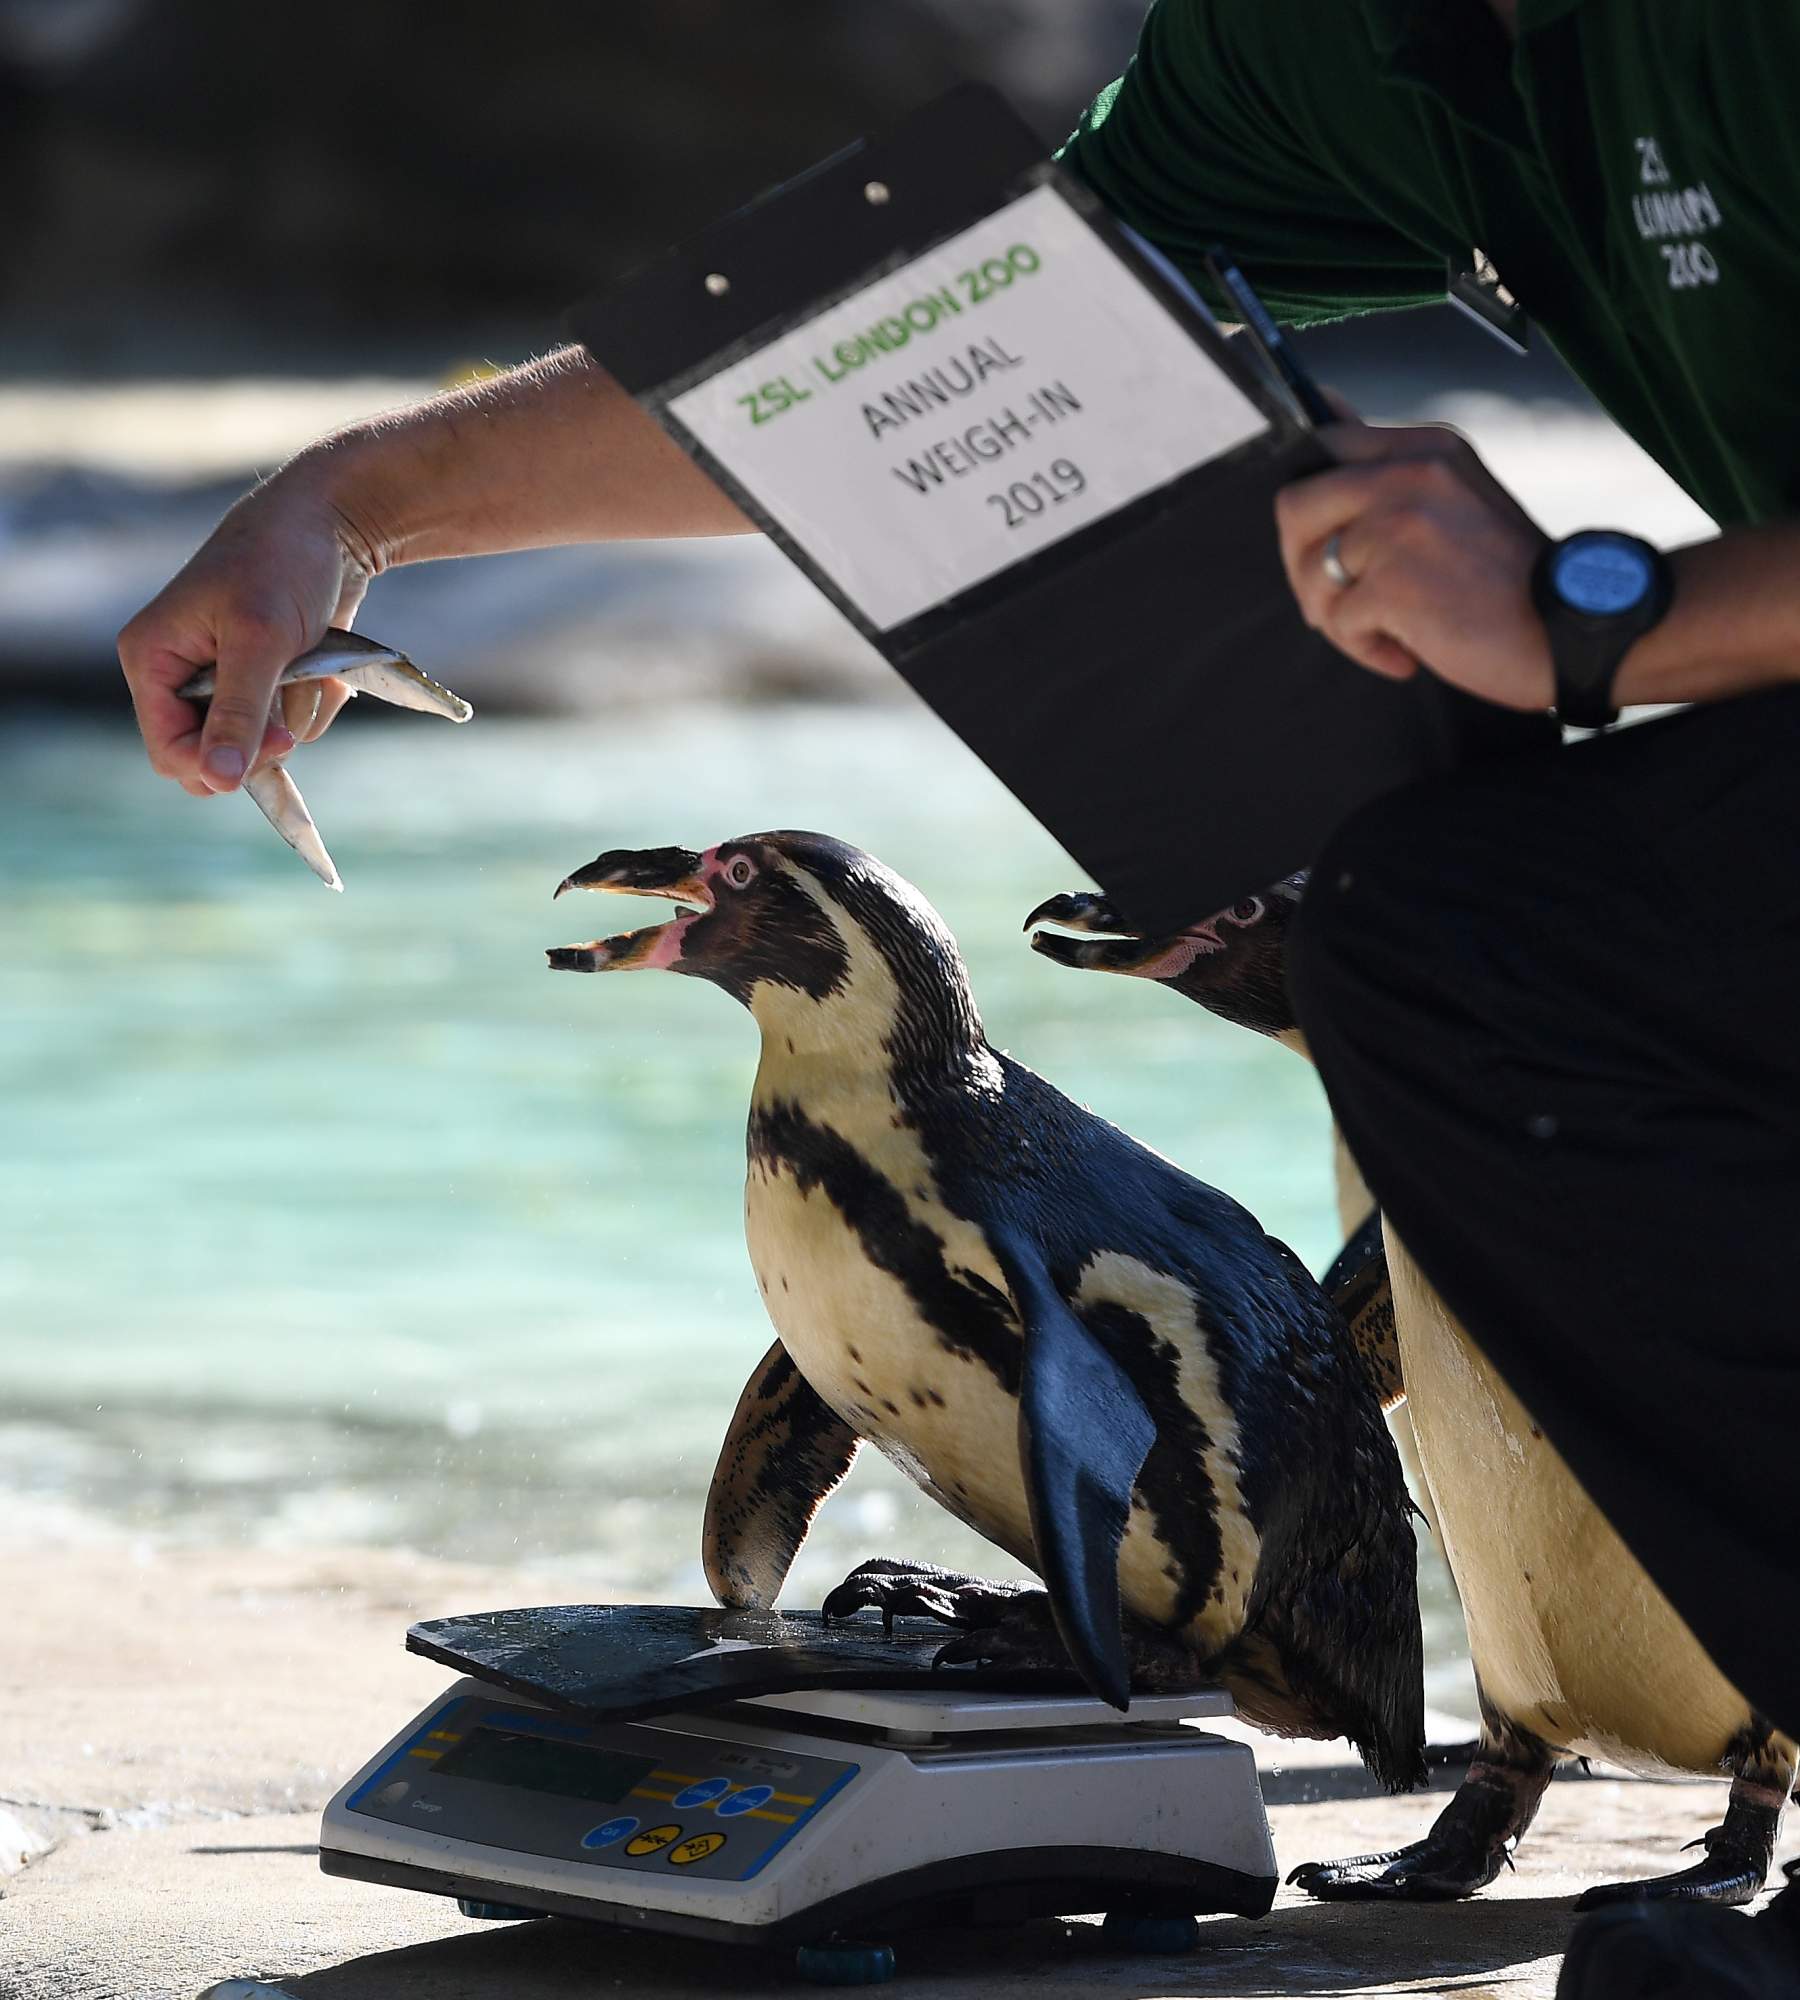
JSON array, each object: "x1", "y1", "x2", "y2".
[
  {"x1": 548, "y1": 846, "x2": 715, "y2": 974},
  {"x1": 1023, "y1": 890, "x2": 1128, "y2": 941},
  {"x1": 1025, "y1": 890, "x2": 1224, "y2": 979}
]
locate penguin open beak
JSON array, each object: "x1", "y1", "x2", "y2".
[
  {"x1": 1025, "y1": 890, "x2": 1223, "y2": 979},
  {"x1": 548, "y1": 846, "x2": 714, "y2": 973},
  {"x1": 1023, "y1": 890, "x2": 1128, "y2": 939}
]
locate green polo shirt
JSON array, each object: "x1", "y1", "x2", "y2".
[{"x1": 1061, "y1": 0, "x2": 1800, "y2": 529}]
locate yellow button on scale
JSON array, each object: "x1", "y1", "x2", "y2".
[
  {"x1": 624, "y1": 1824, "x2": 682, "y2": 1857},
  {"x1": 669, "y1": 1832, "x2": 727, "y2": 1866}
]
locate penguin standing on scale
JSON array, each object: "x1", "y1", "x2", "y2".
[{"x1": 548, "y1": 830, "x2": 1426, "y2": 1792}]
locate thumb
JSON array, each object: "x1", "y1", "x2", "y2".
[
  {"x1": 1317, "y1": 413, "x2": 1476, "y2": 472},
  {"x1": 197, "y1": 617, "x2": 297, "y2": 792}
]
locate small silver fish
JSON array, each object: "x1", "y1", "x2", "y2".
[{"x1": 178, "y1": 630, "x2": 473, "y2": 891}]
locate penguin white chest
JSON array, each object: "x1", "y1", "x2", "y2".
[{"x1": 743, "y1": 1154, "x2": 1036, "y2": 1566}]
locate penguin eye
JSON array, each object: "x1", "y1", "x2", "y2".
[
  {"x1": 724, "y1": 856, "x2": 757, "y2": 890},
  {"x1": 1229, "y1": 899, "x2": 1262, "y2": 924}
]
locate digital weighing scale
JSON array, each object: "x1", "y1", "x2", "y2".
[{"x1": 319, "y1": 1606, "x2": 1277, "y2": 1983}]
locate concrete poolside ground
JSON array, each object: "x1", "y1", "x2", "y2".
[{"x1": 4, "y1": 1546, "x2": 1793, "y2": 2000}]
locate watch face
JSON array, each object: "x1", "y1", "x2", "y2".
[{"x1": 1553, "y1": 533, "x2": 1654, "y2": 616}]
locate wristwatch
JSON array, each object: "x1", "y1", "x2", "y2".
[{"x1": 1531, "y1": 530, "x2": 1675, "y2": 729}]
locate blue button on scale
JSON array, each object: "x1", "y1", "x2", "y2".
[
  {"x1": 582, "y1": 1816, "x2": 639, "y2": 1850},
  {"x1": 716, "y1": 1784, "x2": 774, "y2": 1818}
]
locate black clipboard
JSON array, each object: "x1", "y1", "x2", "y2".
[{"x1": 571, "y1": 85, "x2": 1553, "y2": 933}]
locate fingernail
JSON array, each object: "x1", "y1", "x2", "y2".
[
  {"x1": 204, "y1": 745, "x2": 246, "y2": 788},
  {"x1": 267, "y1": 726, "x2": 295, "y2": 755}
]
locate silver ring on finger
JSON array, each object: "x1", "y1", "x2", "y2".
[{"x1": 1321, "y1": 530, "x2": 1354, "y2": 589}]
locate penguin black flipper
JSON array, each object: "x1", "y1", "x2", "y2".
[
  {"x1": 989, "y1": 1223, "x2": 1158, "y2": 1712},
  {"x1": 703, "y1": 1340, "x2": 861, "y2": 1610},
  {"x1": 1321, "y1": 1211, "x2": 1405, "y2": 1410}
]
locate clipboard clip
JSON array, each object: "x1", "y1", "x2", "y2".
[{"x1": 1447, "y1": 250, "x2": 1530, "y2": 354}]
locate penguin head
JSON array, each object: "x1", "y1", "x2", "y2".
[
  {"x1": 1024, "y1": 874, "x2": 1306, "y2": 1041},
  {"x1": 550, "y1": 832, "x2": 984, "y2": 1060}
]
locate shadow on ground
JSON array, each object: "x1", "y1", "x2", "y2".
[
  {"x1": 272, "y1": 1894, "x2": 1577, "y2": 1998},
  {"x1": 1256, "y1": 1744, "x2": 1624, "y2": 1810}
]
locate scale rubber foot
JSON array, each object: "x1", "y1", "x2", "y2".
[
  {"x1": 794, "y1": 1941, "x2": 898, "y2": 1985},
  {"x1": 456, "y1": 1897, "x2": 542, "y2": 1921},
  {"x1": 1102, "y1": 1910, "x2": 1200, "y2": 1954}
]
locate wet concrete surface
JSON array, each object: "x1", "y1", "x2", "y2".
[{"x1": 5, "y1": 1544, "x2": 1791, "y2": 2000}]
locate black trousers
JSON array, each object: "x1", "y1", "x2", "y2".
[{"x1": 1290, "y1": 685, "x2": 1800, "y2": 1739}]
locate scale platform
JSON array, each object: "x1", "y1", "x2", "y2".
[{"x1": 320, "y1": 1606, "x2": 1277, "y2": 1975}]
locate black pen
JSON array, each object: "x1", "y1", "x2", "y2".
[{"x1": 1203, "y1": 247, "x2": 1337, "y2": 429}]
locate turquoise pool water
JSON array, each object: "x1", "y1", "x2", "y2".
[{"x1": 0, "y1": 702, "x2": 1467, "y2": 1700}]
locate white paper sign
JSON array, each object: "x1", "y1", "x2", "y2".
[{"x1": 668, "y1": 182, "x2": 1269, "y2": 633}]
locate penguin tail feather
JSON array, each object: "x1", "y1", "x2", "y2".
[
  {"x1": 1312, "y1": 1529, "x2": 1430, "y2": 1794},
  {"x1": 1223, "y1": 1611, "x2": 1427, "y2": 1795},
  {"x1": 1228, "y1": 1500, "x2": 1429, "y2": 1794}
]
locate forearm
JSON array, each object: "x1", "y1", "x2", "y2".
[
  {"x1": 120, "y1": 345, "x2": 757, "y2": 792},
  {"x1": 1613, "y1": 521, "x2": 1800, "y2": 708},
  {"x1": 281, "y1": 345, "x2": 752, "y2": 572}
]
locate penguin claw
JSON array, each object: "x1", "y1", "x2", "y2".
[
  {"x1": 1293, "y1": 1750, "x2": 1554, "y2": 1903},
  {"x1": 1574, "y1": 1854, "x2": 1771, "y2": 1910},
  {"x1": 1287, "y1": 1845, "x2": 1506, "y2": 1903},
  {"x1": 831, "y1": 1576, "x2": 1200, "y2": 1697},
  {"x1": 820, "y1": 1559, "x2": 1030, "y2": 1635},
  {"x1": 932, "y1": 1610, "x2": 1069, "y2": 1677},
  {"x1": 1574, "y1": 1782, "x2": 1782, "y2": 1908}
]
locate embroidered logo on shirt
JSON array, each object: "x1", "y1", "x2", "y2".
[{"x1": 1632, "y1": 135, "x2": 1722, "y2": 291}]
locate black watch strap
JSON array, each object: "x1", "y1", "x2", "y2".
[
  {"x1": 1532, "y1": 531, "x2": 1674, "y2": 730},
  {"x1": 1550, "y1": 639, "x2": 1628, "y2": 732}
]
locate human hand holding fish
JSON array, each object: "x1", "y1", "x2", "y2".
[{"x1": 177, "y1": 631, "x2": 473, "y2": 890}]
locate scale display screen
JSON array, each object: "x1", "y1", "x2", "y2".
[
  {"x1": 342, "y1": 1695, "x2": 863, "y2": 1887},
  {"x1": 432, "y1": 1726, "x2": 655, "y2": 1805}
]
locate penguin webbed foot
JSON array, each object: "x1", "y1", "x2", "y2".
[
  {"x1": 819, "y1": 1561, "x2": 1078, "y2": 1679},
  {"x1": 1287, "y1": 1838, "x2": 1509, "y2": 1904},
  {"x1": 1289, "y1": 1755, "x2": 1553, "y2": 1903},
  {"x1": 936, "y1": 1597, "x2": 1199, "y2": 1693},
  {"x1": 931, "y1": 1589, "x2": 1072, "y2": 1675},
  {"x1": 1573, "y1": 1799, "x2": 1782, "y2": 1911},
  {"x1": 821, "y1": 1560, "x2": 1197, "y2": 1694},
  {"x1": 820, "y1": 1559, "x2": 1030, "y2": 1637}
]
